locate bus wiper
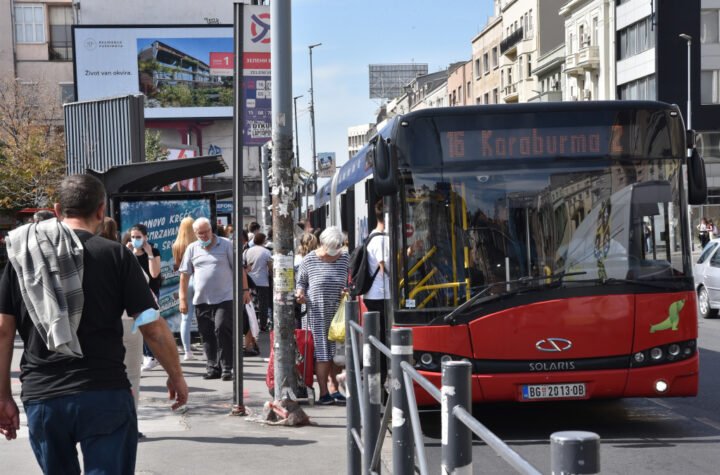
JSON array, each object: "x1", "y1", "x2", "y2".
[{"x1": 441, "y1": 271, "x2": 587, "y2": 325}]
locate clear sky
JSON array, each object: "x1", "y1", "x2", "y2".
[{"x1": 290, "y1": 0, "x2": 495, "y2": 186}]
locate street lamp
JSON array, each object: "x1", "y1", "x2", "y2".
[
  {"x1": 679, "y1": 33, "x2": 692, "y2": 130},
  {"x1": 308, "y1": 43, "x2": 322, "y2": 199},
  {"x1": 293, "y1": 94, "x2": 303, "y2": 219}
]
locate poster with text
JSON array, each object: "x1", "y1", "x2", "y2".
[{"x1": 118, "y1": 198, "x2": 213, "y2": 332}]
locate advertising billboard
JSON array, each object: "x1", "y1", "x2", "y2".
[
  {"x1": 317, "y1": 152, "x2": 336, "y2": 178},
  {"x1": 114, "y1": 194, "x2": 216, "y2": 332},
  {"x1": 73, "y1": 25, "x2": 234, "y2": 119}
]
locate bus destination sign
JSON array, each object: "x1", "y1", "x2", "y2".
[{"x1": 444, "y1": 125, "x2": 624, "y2": 160}]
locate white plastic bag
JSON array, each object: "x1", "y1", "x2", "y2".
[{"x1": 246, "y1": 303, "x2": 260, "y2": 338}]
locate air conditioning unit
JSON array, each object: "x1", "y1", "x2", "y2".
[{"x1": 242, "y1": 206, "x2": 256, "y2": 216}]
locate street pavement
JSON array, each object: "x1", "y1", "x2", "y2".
[{"x1": 1, "y1": 332, "x2": 351, "y2": 475}]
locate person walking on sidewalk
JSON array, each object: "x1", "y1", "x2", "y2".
[
  {"x1": 172, "y1": 217, "x2": 197, "y2": 361},
  {"x1": 244, "y1": 232, "x2": 272, "y2": 332},
  {"x1": 179, "y1": 217, "x2": 251, "y2": 381},
  {"x1": 0, "y1": 174, "x2": 188, "y2": 474},
  {"x1": 296, "y1": 226, "x2": 349, "y2": 405},
  {"x1": 127, "y1": 223, "x2": 163, "y2": 372}
]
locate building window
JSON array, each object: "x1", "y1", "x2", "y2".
[
  {"x1": 618, "y1": 17, "x2": 655, "y2": 60},
  {"x1": 528, "y1": 10, "x2": 533, "y2": 35},
  {"x1": 49, "y1": 6, "x2": 73, "y2": 61},
  {"x1": 527, "y1": 54, "x2": 532, "y2": 78},
  {"x1": 568, "y1": 33, "x2": 573, "y2": 54},
  {"x1": 579, "y1": 24, "x2": 586, "y2": 47},
  {"x1": 60, "y1": 83, "x2": 75, "y2": 104},
  {"x1": 492, "y1": 47, "x2": 498, "y2": 69},
  {"x1": 618, "y1": 74, "x2": 657, "y2": 100},
  {"x1": 701, "y1": 10, "x2": 719, "y2": 44},
  {"x1": 474, "y1": 58, "x2": 481, "y2": 78},
  {"x1": 484, "y1": 92, "x2": 490, "y2": 104},
  {"x1": 701, "y1": 70, "x2": 720, "y2": 104},
  {"x1": 14, "y1": 4, "x2": 45, "y2": 44},
  {"x1": 493, "y1": 88, "x2": 498, "y2": 104},
  {"x1": 592, "y1": 17, "x2": 599, "y2": 46},
  {"x1": 483, "y1": 53, "x2": 489, "y2": 74},
  {"x1": 466, "y1": 81, "x2": 471, "y2": 100}
]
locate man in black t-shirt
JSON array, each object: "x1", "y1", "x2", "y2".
[{"x1": 0, "y1": 174, "x2": 188, "y2": 474}]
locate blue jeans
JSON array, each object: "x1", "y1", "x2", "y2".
[
  {"x1": 24, "y1": 389, "x2": 138, "y2": 475},
  {"x1": 181, "y1": 275, "x2": 195, "y2": 352}
]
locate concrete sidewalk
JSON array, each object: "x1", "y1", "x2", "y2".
[{"x1": 1, "y1": 332, "x2": 349, "y2": 474}]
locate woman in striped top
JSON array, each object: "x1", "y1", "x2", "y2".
[{"x1": 296, "y1": 226, "x2": 349, "y2": 405}]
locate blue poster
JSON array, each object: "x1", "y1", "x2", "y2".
[{"x1": 119, "y1": 199, "x2": 212, "y2": 332}]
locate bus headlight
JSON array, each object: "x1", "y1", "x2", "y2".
[
  {"x1": 420, "y1": 353, "x2": 433, "y2": 366},
  {"x1": 655, "y1": 380, "x2": 669, "y2": 393},
  {"x1": 634, "y1": 352, "x2": 646, "y2": 363},
  {"x1": 668, "y1": 344, "x2": 680, "y2": 356},
  {"x1": 650, "y1": 347, "x2": 663, "y2": 361},
  {"x1": 440, "y1": 355, "x2": 452, "y2": 364}
]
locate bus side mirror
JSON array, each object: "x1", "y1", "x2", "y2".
[
  {"x1": 688, "y1": 148, "x2": 707, "y2": 205},
  {"x1": 372, "y1": 137, "x2": 398, "y2": 197}
]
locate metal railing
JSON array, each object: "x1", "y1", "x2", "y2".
[{"x1": 344, "y1": 299, "x2": 601, "y2": 475}]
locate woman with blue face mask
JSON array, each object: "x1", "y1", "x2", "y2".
[{"x1": 127, "y1": 223, "x2": 163, "y2": 372}]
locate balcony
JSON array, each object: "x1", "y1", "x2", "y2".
[
  {"x1": 500, "y1": 27, "x2": 523, "y2": 56},
  {"x1": 565, "y1": 44, "x2": 599, "y2": 76},
  {"x1": 503, "y1": 82, "x2": 518, "y2": 102}
]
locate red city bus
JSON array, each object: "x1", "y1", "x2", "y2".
[{"x1": 317, "y1": 101, "x2": 706, "y2": 404}]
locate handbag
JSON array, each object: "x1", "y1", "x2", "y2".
[
  {"x1": 246, "y1": 303, "x2": 260, "y2": 338},
  {"x1": 328, "y1": 294, "x2": 348, "y2": 343}
]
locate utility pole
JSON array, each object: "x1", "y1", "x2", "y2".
[
  {"x1": 308, "y1": 43, "x2": 321, "y2": 208},
  {"x1": 267, "y1": 0, "x2": 308, "y2": 424},
  {"x1": 231, "y1": 1, "x2": 246, "y2": 416},
  {"x1": 293, "y1": 94, "x2": 303, "y2": 220}
]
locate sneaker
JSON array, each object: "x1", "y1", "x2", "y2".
[
  {"x1": 183, "y1": 350, "x2": 195, "y2": 361},
  {"x1": 317, "y1": 394, "x2": 335, "y2": 405},
  {"x1": 141, "y1": 357, "x2": 159, "y2": 372},
  {"x1": 202, "y1": 370, "x2": 221, "y2": 380},
  {"x1": 243, "y1": 347, "x2": 260, "y2": 357},
  {"x1": 221, "y1": 372, "x2": 233, "y2": 381},
  {"x1": 331, "y1": 391, "x2": 346, "y2": 405}
]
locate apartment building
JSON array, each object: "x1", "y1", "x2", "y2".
[
  {"x1": 1, "y1": 0, "x2": 76, "y2": 108},
  {"x1": 347, "y1": 123, "x2": 375, "y2": 161},
  {"x1": 560, "y1": 0, "x2": 615, "y2": 101},
  {"x1": 497, "y1": 0, "x2": 565, "y2": 103},
  {"x1": 471, "y1": 14, "x2": 503, "y2": 105},
  {"x1": 447, "y1": 60, "x2": 473, "y2": 106}
]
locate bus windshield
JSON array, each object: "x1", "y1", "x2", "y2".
[{"x1": 395, "y1": 155, "x2": 688, "y2": 313}]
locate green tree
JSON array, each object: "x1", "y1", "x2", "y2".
[
  {"x1": 0, "y1": 77, "x2": 65, "y2": 209},
  {"x1": 145, "y1": 129, "x2": 168, "y2": 162}
]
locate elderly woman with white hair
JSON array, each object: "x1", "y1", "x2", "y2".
[{"x1": 296, "y1": 226, "x2": 349, "y2": 405}]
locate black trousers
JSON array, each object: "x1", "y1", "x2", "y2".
[{"x1": 196, "y1": 300, "x2": 234, "y2": 373}]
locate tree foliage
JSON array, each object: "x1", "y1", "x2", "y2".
[
  {"x1": 0, "y1": 77, "x2": 66, "y2": 210},
  {"x1": 145, "y1": 129, "x2": 169, "y2": 162}
]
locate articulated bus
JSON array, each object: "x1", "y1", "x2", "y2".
[{"x1": 317, "y1": 101, "x2": 707, "y2": 404}]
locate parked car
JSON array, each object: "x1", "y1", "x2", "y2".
[{"x1": 694, "y1": 239, "x2": 720, "y2": 318}]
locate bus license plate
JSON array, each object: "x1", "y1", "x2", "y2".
[{"x1": 522, "y1": 383, "x2": 586, "y2": 400}]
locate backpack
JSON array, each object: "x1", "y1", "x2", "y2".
[{"x1": 348, "y1": 232, "x2": 385, "y2": 297}]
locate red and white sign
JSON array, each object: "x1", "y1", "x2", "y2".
[
  {"x1": 210, "y1": 52, "x2": 234, "y2": 76},
  {"x1": 162, "y1": 148, "x2": 201, "y2": 192}
]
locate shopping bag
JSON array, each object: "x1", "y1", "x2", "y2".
[
  {"x1": 246, "y1": 303, "x2": 260, "y2": 338},
  {"x1": 328, "y1": 294, "x2": 348, "y2": 343}
]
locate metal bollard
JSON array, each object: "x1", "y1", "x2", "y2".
[
  {"x1": 391, "y1": 328, "x2": 415, "y2": 475},
  {"x1": 550, "y1": 431, "x2": 600, "y2": 475},
  {"x1": 441, "y1": 360, "x2": 472, "y2": 474},
  {"x1": 345, "y1": 299, "x2": 361, "y2": 475},
  {"x1": 362, "y1": 311, "x2": 381, "y2": 475}
]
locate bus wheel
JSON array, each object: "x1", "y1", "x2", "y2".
[{"x1": 698, "y1": 286, "x2": 716, "y2": 319}]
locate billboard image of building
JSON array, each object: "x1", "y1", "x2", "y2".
[
  {"x1": 137, "y1": 38, "x2": 233, "y2": 109},
  {"x1": 73, "y1": 26, "x2": 233, "y2": 119},
  {"x1": 368, "y1": 63, "x2": 429, "y2": 100}
]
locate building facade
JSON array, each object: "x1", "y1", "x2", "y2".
[
  {"x1": 471, "y1": 14, "x2": 503, "y2": 105},
  {"x1": 560, "y1": 0, "x2": 615, "y2": 101}
]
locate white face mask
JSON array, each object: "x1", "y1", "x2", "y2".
[{"x1": 325, "y1": 246, "x2": 340, "y2": 256}]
